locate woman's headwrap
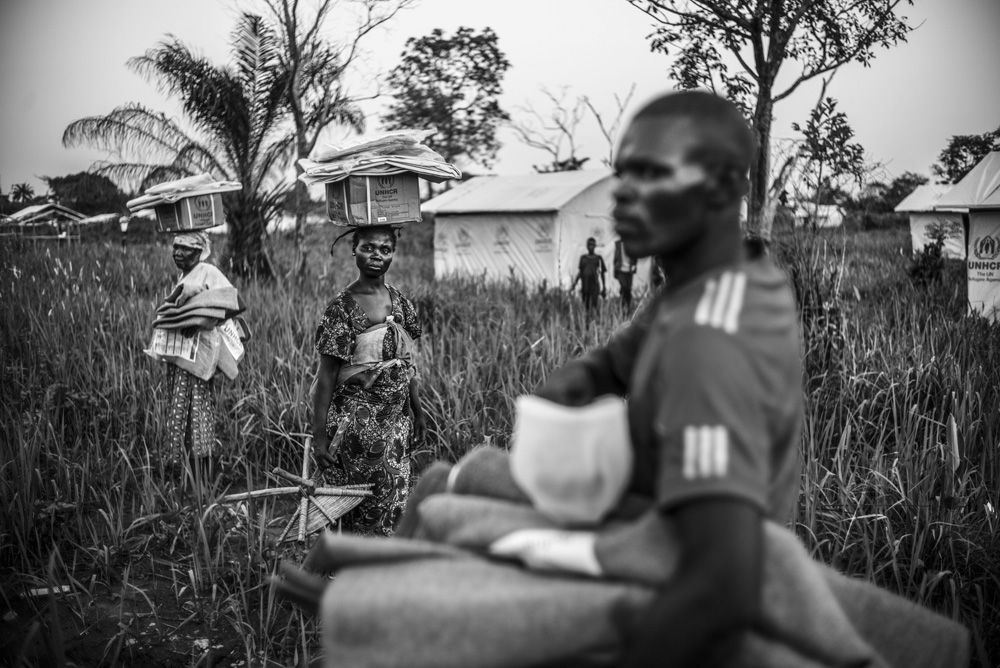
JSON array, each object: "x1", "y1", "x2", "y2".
[{"x1": 173, "y1": 231, "x2": 211, "y2": 261}]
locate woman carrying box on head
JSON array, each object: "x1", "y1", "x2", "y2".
[
  {"x1": 149, "y1": 232, "x2": 245, "y2": 476},
  {"x1": 311, "y1": 224, "x2": 427, "y2": 537}
]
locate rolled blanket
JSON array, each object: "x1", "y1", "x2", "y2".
[
  {"x1": 414, "y1": 495, "x2": 885, "y2": 666},
  {"x1": 320, "y1": 555, "x2": 643, "y2": 668},
  {"x1": 448, "y1": 445, "x2": 532, "y2": 503},
  {"x1": 153, "y1": 307, "x2": 228, "y2": 329},
  {"x1": 316, "y1": 446, "x2": 969, "y2": 668},
  {"x1": 157, "y1": 285, "x2": 240, "y2": 313},
  {"x1": 316, "y1": 521, "x2": 882, "y2": 668},
  {"x1": 414, "y1": 494, "x2": 679, "y2": 586}
]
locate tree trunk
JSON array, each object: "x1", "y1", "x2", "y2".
[
  {"x1": 812, "y1": 161, "x2": 825, "y2": 231},
  {"x1": 289, "y1": 167, "x2": 310, "y2": 280},
  {"x1": 763, "y1": 152, "x2": 798, "y2": 235},
  {"x1": 287, "y1": 126, "x2": 314, "y2": 281},
  {"x1": 223, "y1": 199, "x2": 275, "y2": 280},
  {"x1": 748, "y1": 89, "x2": 775, "y2": 242}
]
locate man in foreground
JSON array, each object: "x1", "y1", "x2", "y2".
[
  {"x1": 535, "y1": 89, "x2": 803, "y2": 667},
  {"x1": 275, "y1": 90, "x2": 969, "y2": 668}
]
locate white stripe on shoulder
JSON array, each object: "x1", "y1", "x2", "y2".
[
  {"x1": 721, "y1": 272, "x2": 747, "y2": 333},
  {"x1": 694, "y1": 277, "x2": 717, "y2": 325},
  {"x1": 708, "y1": 271, "x2": 734, "y2": 328},
  {"x1": 682, "y1": 425, "x2": 729, "y2": 479},
  {"x1": 694, "y1": 271, "x2": 746, "y2": 333}
]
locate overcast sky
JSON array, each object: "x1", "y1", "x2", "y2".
[{"x1": 1, "y1": 0, "x2": 998, "y2": 197}]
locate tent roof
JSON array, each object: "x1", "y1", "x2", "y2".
[
  {"x1": 894, "y1": 183, "x2": 957, "y2": 213},
  {"x1": 79, "y1": 213, "x2": 121, "y2": 224},
  {"x1": 935, "y1": 151, "x2": 1000, "y2": 210},
  {"x1": 6, "y1": 202, "x2": 87, "y2": 224},
  {"x1": 423, "y1": 170, "x2": 612, "y2": 214}
]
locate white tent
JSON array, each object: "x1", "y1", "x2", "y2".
[
  {"x1": 791, "y1": 202, "x2": 844, "y2": 228},
  {"x1": 894, "y1": 183, "x2": 965, "y2": 259},
  {"x1": 424, "y1": 171, "x2": 652, "y2": 290},
  {"x1": 935, "y1": 151, "x2": 1000, "y2": 211},
  {"x1": 935, "y1": 151, "x2": 1000, "y2": 320}
]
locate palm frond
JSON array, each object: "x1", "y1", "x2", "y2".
[
  {"x1": 173, "y1": 143, "x2": 231, "y2": 180},
  {"x1": 130, "y1": 40, "x2": 250, "y2": 146},
  {"x1": 232, "y1": 13, "x2": 282, "y2": 110},
  {"x1": 89, "y1": 161, "x2": 178, "y2": 194},
  {"x1": 63, "y1": 14, "x2": 298, "y2": 266},
  {"x1": 63, "y1": 104, "x2": 194, "y2": 161},
  {"x1": 139, "y1": 165, "x2": 198, "y2": 192},
  {"x1": 256, "y1": 132, "x2": 297, "y2": 179}
]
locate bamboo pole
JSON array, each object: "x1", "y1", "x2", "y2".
[
  {"x1": 297, "y1": 438, "x2": 312, "y2": 543},
  {"x1": 218, "y1": 487, "x2": 301, "y2": 503}
]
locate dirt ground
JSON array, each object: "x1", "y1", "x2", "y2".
[{"x1": 0, "y1": 513, "x2": 322, "y2": 668}]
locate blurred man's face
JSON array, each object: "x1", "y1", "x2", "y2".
[
  {"x1": 611, "y1": 116, "x2": 710, "y2": 260},
  {"x1": 586, "y1": 239, "x2": 596, "y2": 253}
]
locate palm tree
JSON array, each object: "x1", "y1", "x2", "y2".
[
  {"x1": 11, "y1": 183, "x2": 35, "y2": 204},
  {"x1": 63, "y1": 13, "x2": 293, "y2": 279}
]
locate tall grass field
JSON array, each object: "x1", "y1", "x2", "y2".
[{"x1": 1, "y1": 223, "x2": 997, "y2": 666}]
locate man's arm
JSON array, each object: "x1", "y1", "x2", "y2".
[
  {"x1": 409, "y1": 376, "x2": 427, "y2": 437},
  {"x1": 571, "y1": 255, "x2": 585, "y2": 291},
  {"x1": 621, "y1": 499, "x2": 762, "y2": 668},
  {"x1": 536, "y1": 301, "x2": 655, "y2": 404}
]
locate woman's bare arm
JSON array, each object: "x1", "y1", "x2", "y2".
[{"x1": 312, "y1": 354, "x2": 342, "y2": 469}]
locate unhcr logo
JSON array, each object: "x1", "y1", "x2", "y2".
[
  {"x1": 375, "y1": 174, "x2": 398, "y2": 197},
  {"x1": 974, "y1": 235, "x2": 1000, "y2": 260},
  {"x1": 193, "y1": 195, "x2": 211, "y2": 212},
  {"x1": 496, "y1": 225, "x2": 510, "y2": 244}
]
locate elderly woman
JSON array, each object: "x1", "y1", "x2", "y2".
[
  {"x1": 311, "y1": 225, "x2": 426, "y2": 537},
  {"x1": 162, "y1": 231, "x2": 234, "y2": 462}
]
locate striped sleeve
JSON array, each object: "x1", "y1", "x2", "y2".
[
  {"x1": 651, "y1": 320, "x2": 769, "y2": 513},
  {"x1": 692, "y1": 270, "x2": 747, "y2": 334}
]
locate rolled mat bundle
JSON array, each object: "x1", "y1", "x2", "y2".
[{"x1": 302, "y1": 447, "x2": 969, "y2": 668}]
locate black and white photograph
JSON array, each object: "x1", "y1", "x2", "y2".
[{"x1": 1, "y1": 0, "x2": 998, "y2": 666}]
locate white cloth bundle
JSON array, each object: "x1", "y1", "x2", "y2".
[{"x1": 510, "y1": 395, "x2": 632, "y2": 527}]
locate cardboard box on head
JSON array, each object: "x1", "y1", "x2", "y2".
[
  {"x1": 155, "y1": 193, "x2": 224, "y2": 233},
  {"x1": 326, "y1": 173, "x2": 421, "y2": 227}
]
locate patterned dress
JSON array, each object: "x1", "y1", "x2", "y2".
[
  {"x1": 315, "y1": 285, "x2": 423, "y2": 536},
  {"x1": 162, "y1": 262, "x2": 234, "y2": 461},
  {"x1": 165, "y1": 364, "x2": 215, "y2": 459}
]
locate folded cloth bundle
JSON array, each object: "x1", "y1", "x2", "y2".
[
  {"x1": 310, "y1": 129, "x2": 434, "y2": 163},
  {"x1": 312, "y1": 447, "x2": 969, "y2": 668},
  {"x1": 158, "y1": 285, "x2": 241, "y2": 313},
  {"x1": 126, "y1": 174, "x2": 242, "y2": 212},
  {"x1": 153, "y1": 289, "x2": 242, "y2": 334},
  {"x1": 153, "y1": 315, "x2": 219, "y2": 332},
  {"x1": 146, "y1": 285, "x2": 247, "y2": 380},
  {"x1": 317, "y1": 520, "x2": 883, "y2": 668},
  {"x1": 298, "y1": 129, "x2": 462, "y2": 186},
  {"x1": 510, "y1": 395, "x2": 632, "y2": 526},
  {"x1": 153, "y1": 307, "x2": 229, "y2": 328}
]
